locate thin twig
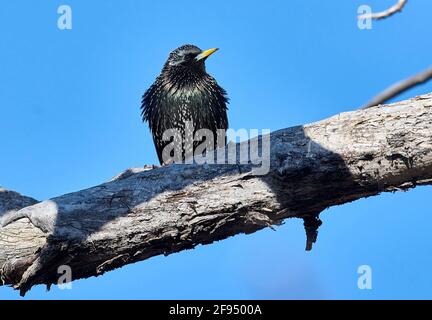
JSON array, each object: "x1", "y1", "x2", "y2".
[
  {"x1": 362, "y1": 67, "x2": 432, "y2": 109},
  {"x1": 358, "y1": 0, "x2": 408, "y2": 20}
]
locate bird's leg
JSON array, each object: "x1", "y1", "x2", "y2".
[{"x1": 303, "y1": 213, "x2": 323, "y2": 251}]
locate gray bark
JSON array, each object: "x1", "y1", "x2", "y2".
[
  {"x1": 0, "y1": 188, "x2": 38, "y2": 214},
  {"x1": 1, "y1": 93, "x2": 432, "y2": 296}
]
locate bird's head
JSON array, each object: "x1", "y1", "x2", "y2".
[{"x1": 163, "y1": 44, "x2": 219, "y2": 75}]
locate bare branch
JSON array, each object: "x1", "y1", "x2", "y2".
[
  {"x1": 362, "y1": 67, "x2": 432, "y2": 109},
  {"x1": 1, "y1": 93, "x2": 432, "y2": 295},
  {"x1": 358, "y1": 0, "x2": 408, "y2": 20}
]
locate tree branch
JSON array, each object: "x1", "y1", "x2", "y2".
[
  {"x1": 358, "y1": 0, "x2": 408, "y2": 20},
  {"x1": 363, "y1": 67, "x2": 432, "y2": 109},
  {"x1": 0, "y1": 188, "x2": 38, "y2": 215},
  {"x1": 1, "y1": 93, "x2": 432, "y2": 295}
]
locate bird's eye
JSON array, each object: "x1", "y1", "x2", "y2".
[
  {"x1": 177, "y1": 53, "x2": 194, "y2": 65},
  {"x1": 169, "y1": 55, "x2": 186, "y2": 66},
  {"x1": 168, "y1": 50, "x2": 200, "y2": 67}
]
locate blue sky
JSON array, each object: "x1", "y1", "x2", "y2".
[{"x1": 1, "y1": 0, "x2": 432, "y2": 299}]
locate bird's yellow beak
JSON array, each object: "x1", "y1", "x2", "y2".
[{"x1": 196, "y1": 48, "x2": 219, "y2": 61}]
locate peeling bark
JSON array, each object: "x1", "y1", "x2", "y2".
[{"x1": 1, "y1": 93, "x2": 432, "y2": 296}]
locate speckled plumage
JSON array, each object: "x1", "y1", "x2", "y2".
[{"x1": 141, "y1": 44, "x2": 229, "y2": 164}]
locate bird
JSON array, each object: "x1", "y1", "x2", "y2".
[{"x1": 141, "y1": 44, "x2": 229, "y2": 165}]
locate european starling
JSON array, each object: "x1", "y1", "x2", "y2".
[{"x1": 141, "y1": 44, "x2": 229, "y2": 165}]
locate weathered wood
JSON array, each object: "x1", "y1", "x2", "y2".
[
  {"x1": 0, "y1": 188, "x2": 38, "y2": 215},
  {"x1": 1, "y1": 93, "x2": 432, "y2": 296}
]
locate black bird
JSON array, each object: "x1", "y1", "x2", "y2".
[{"x1": 141, "y1": 44, "x2": 229, "y2": 165}]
